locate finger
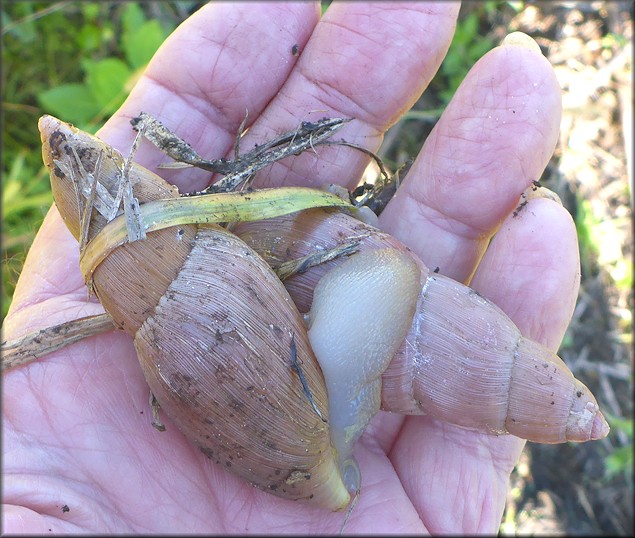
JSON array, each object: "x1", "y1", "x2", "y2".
[
  {"x1": 245, "y1": 1, "x2": 460, "y2": 189},
  {"x1": 379, "y1": 35, "x2": 563, "y2": 284},
  {"x1": 100, "y1": 2, "x2": 322, "y2": 192},
  {"x1": 390, "y1": 196, "x2": 580, "y2": 534},
  {"x1": 470, "y1": 195, "x2": 580, "y2": 350}
]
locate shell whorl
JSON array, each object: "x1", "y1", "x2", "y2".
[{"x1": 134, "y1": 224, "x2": 348, "y2": 507}]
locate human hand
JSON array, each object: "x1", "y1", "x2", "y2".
[{"x1": 3, "y1": 2, "x2": 578, "y2": 534}]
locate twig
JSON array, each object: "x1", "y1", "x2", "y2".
[
  {"x1": 290, "y1": 334, "x2": 326, "y2": 423},
  {"x1": 234, "y1": 109, "x2": 249, "y2": 161},
  {"x1": 321, "y1": 139, "x2": 391, "y2": 184},
  {"x1": 130, "y1": 112, "x2": 235, "y2": 174},
  {"x1": 119, "y1": 116, "x2": 148, "y2": 242},
  {"x1": 150, "y1": 391, "x2": 166, "y2": 431},
  {"x1": 204, "y1": 118, "x2": 352, "y2": 194},
  {"x1": 130, "y1": 114, "x2": 351, "y2": 195},
  {"x1": 358, "y1": 160, "x2": 411, "y2": 215},
  {"x1": 339, "y1": 487, "x2": 360, "y2": 536},
  {"x1": 79, "y1": 149, "x2": 103, "y2": 252},
  {"x1": 272, "y1": 238, "x2": 363, "y2": 281},
  {"x1": 1, "y1": 1, "x2": 73, "y2": 36},
  {"x1": 1, "y1": 313, "x2": 116, "y2": 372}
]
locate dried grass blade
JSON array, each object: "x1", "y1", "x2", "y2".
[{"x1": 79, "y1": 187, "x2": 357, "y2": 283}]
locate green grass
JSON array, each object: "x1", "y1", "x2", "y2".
[{"x1": 604, "y1": 413, "x2": 634, "y2": 481}]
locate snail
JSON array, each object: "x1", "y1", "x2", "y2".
[
  {"x1": 39, "y1": 114, "x2": 609, "y2": 512},
  {"x1": 234, "y1": 209, "x2": 610, "y2": 442}
]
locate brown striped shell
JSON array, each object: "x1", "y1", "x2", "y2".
[{"x1": 40, "y1": 115, "x2": 350, "y2": 509}]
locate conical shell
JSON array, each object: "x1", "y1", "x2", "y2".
[
  {"x1": 40, "y1": 115, "x2": 198, "y2": 334},
  {"x1": 234, "y1": 209, "x2": 609, "y2": 443}
]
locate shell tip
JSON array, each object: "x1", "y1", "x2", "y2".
[
  {"x1": 591, "y1": 410, "x2": 610, "y2": 440},
  {"x1": 38, "y1": 114, "x2": 66, "y2": 145},
  {"x1": 38, "y1": 114, "x2": 55, "y2": 134}
]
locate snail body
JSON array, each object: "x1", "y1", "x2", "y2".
[{"x1": 39, "y1": 115, "x2": 608, "y2": 512}]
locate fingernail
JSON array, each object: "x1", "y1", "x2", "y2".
[{"x1": 501, "y1": 32, "x2": 542, "y2": 54}]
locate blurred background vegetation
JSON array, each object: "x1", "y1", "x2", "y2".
[{"x1": 2, "y1": 1, "x2": 632, "y2": 534}]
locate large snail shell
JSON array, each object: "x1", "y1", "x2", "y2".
[
  {"x1": 234, "y1": 209, "x2": 609, "y2": 444},
  {"x1": 40, "y1": 116, "x2": 350, "y2": 510},
  {"x1": 133, "y1": 225, "x2": 346, "y2": 507}
]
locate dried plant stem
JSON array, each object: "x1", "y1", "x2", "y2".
[
  {"x1": 290, "y1": 334, "x2": 326, "y2": 423},
  {"x1": 339, "y1": 487, "x2": 361, "y2": 536},
  {"x1": 131, "y1": 113, "x2": 351, "y2": 194},
  {"x1": 272, "y1": 237, "x2": 364, "y2": 281},
  {"x1": 352, "y1": 160, "x2": 412, "y2": 216},
  {"x1": 150, "y1": 391, "x2": 166, "y2": 431},
  {"x1": 79, "y1": 187, "x2": 357, "y2": 284},
  {"x1": 322, "y1": 140, "x2": 391, "y2": 184},
  {"x1": 1, "y1": 313, "x2": 116, "y2": 372},
  {"x1": 203, "y1": 117, "x2": 353, "y2": 193},
  {"x1": 132, "y1": 113, "x2": 403, "y2": 212}
]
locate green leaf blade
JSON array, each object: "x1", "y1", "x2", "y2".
[{"x1": 37, "y1": 84, "x2": 100, "y2": 124}]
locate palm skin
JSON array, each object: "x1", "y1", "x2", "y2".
[{"x1": 3, "y1": 2, "x2": 580, "y2": 534}]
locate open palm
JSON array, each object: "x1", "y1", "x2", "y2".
[{"x1": 3, "y1": 2, "x2": 579, "y2": 534}]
